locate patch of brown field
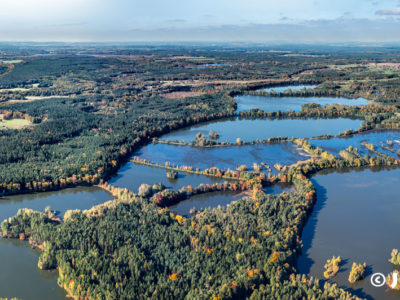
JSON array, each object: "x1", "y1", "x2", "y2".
[
  {"x1": 212, "y1": 79, "x2": 285, "y2": 85},
  {"x1": 161, "y1": 78, "x2": 289, "y2": 88},
  {"x1": 185, "y1": 103, "x2": 209, "y2": 110},
  {"x1": 163, "y1": 91, "x2": 205, "y2": 99}
]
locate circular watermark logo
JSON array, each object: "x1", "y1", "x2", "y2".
[{"x1": 371, "y1": 273, "x2": 386, "y2": 287}]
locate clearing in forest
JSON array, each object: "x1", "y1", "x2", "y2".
[{"x1": 0, "y1": 118, "x2": 31, "y2": 129}]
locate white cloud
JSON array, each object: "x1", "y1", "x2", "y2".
[{"x1": 376, "y1": 7, "x2": 400, "y2": 15}]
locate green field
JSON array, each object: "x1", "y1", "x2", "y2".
[
  {"x1": 0, "y1": 118, "x2": 31, "y2": 129},
  {"x1": 1, "y1": 60, "x2": 23, "y2": 64}
]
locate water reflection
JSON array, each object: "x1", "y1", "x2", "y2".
[
  {"x1": 160, "y1": 118, "x2": 363, "y2": 143},
  {"x1": 263, "y1": 85, "x2": 317, "y2": 93},
  {"x1": 136, "y1": 143, "x2": 310, "y2": 171}
]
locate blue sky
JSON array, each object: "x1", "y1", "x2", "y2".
[{"x1": 0, "y1": 0, "x2": 400, "y2": 42}]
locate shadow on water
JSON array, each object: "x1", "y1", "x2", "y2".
[
  {"x1": 341, "y1": 265, "x2": 375, "y2": 300},
  {"x1": 0, "y1": 238, "x2": 67, "y2": 300},
  {"x1": 319, "y1": 263, "x2": 374, "y2": 300},
  {"x1": 297, "y1": 179, "x2": 328, "y2": 274},
  {"x1": 350, "y1": 287, "x2": 374, "y2": 300},
  {"x1": 339, "y1": 258, "x2": 381, "y2": 299},
  {"x1": 338, "y1": 258, "x2": 350, "y2": 274}
]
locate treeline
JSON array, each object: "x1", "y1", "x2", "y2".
[
  {"x1": 132, "y1": 157, "x2": 263, "y2": 181},
  {"x1": 239, "y1": 103, "x2": 396, "y2": 122},
  {"x1": 0, "y1": 109, "x2": 42, "y2": 123},
  {"x1": 246, "y1": 86, "x2": 338, "y2": 98},
  {"x1": 245, "y1": 84, "x2": 371, "y2": 100}
]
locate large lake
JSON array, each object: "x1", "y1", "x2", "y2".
[
  {"x1": 160, "y1": 118, "x2": 363, "y2": 143},
  {"x1": 135, "y1": 143, "x2": 309, "y2": 171},
  {"x1": 234, "y1": 84, "x2": 369, "y2": 113},
  {"x1": 298, "y1": 168, "x2": 400, "y2": 300}
]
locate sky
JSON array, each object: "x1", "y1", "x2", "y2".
[{"x1": 0, "y1": 0, "x2": 400, "y2": 42}]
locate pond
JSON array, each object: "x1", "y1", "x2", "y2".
[
  {"x1": 169, "y1": 191, "x2": 243, "y2": 217},
  {"x1": 235, "y1": 95, "x2": 369, "y2": 113},
  {"x1": 264, "y1": 182, "x2": 295, "y2": 194},
  {"x1": 310, "y1": 130, "x2": 400, "y2": 158},
  {"x1": 135, "y1": 142, "x2": 310, "y2": 171},
  {"x1": 0, "y1": 186, "x2": 113, "y2": 300},
  {"x1": 160, "y1": 118, "x2": 364, "y2": 143},
  {"x1": 298, "y1": 167, "x2": 400, "y2": 300}
]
